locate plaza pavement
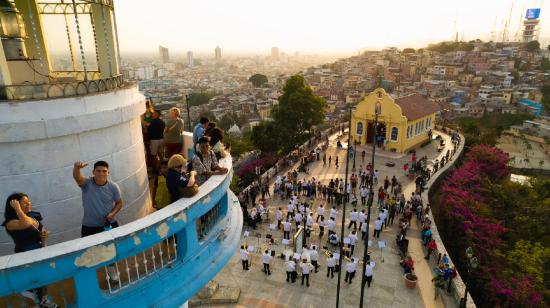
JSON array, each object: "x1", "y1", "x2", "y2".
[{"x1": 203, "y1": 131, "x2": 457, "y2": 308}]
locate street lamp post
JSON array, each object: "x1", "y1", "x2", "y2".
[
  {"x1": 460, "y1": 247, "x2": 479, "y2": 308},
  {"x1": 335, "y1": 104, "x2": 353, "y2": 308},
  {"x1": 185, "y1": 94, "x2": 192, "y2": 132},
  {"x1": 359, "y1": 100, "x2": 381, "y2": 308}
]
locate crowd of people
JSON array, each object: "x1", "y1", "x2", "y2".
[
  {"x1": 236, "y1": 130, "x2": 462, "y2": 298},
  {"x1": 140, "y1": 101, "x2": 231, "y2": 209}
]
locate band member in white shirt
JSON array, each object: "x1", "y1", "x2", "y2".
[
  {"x1": 240, "y1": 245, "x2": 249, "y2": 270},
  {"x1": 363, "y1": 261, "x2": 376, "y2": 288},
  {"x1": 300, "y1": 259, "x2": 314, "y2": 287},
  {"x1": 344, "y1": 257, "x2": 357, "y2": 284},
  {"x1": 326, "y1": 253, "x2": 337, "y2": 278},
  {"x1": 262, "y1": 250, "x2": 273, "y2": 275}
]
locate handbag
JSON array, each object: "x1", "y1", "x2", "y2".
[{"x1": 179, "y1": 183, "x2": 199, "y2": 198}]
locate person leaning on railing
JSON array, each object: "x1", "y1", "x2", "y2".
[
  {"x1": 2, "y1": 193, "x2": 58, "y2": 308},
  {"x1": 192, "y1": 137, "x2": 228, "y2": 186},
  {"x1": 166, "y1": 154, "x2": 198, "y2": 202}
]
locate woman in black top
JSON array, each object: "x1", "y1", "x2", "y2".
[{"x1": 2, "y1": 193, "x2": 57, "y2": 307}]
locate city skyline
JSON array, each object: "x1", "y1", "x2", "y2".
[{"x1": 113, "y1": 0, "x2": 549, "y2": 54}]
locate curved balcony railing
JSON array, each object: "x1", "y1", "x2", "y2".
[
  {"x1": 0, "y1": 155, "x2": 243, "y2": 307},
  {"x1": 0, "y1": 74, "x2": 125, "y2": 101}
]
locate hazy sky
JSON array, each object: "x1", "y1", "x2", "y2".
[{"x1": 112, "y1": 0, "x2": 548, "y2": 54}]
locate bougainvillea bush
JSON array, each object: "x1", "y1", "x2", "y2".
[{"x1": 435, "y1": 144, "x2": 549, "y2": 307}]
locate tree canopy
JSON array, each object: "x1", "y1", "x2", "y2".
[
  {"x1": 187, "y1": 91, "x2": 215, "y2": 107},
  {"x1": 427, "y1": 41, "x2": 475, "y2": 53},
  {"x1": 402, "y1": 48, "x2": 415, "y2": 54},
  {"x1": 248, "y1": 74, "x2": 268, "y2": 87},
  {"x1": 251, "y1": 75, "x2": 326, "y2": 154},
  {"x1": 433, "y1": 145, "x2": 549, "y2": 307},
  {"x1": 525, "y1": 40, "x2": 541, "y2": 52}
]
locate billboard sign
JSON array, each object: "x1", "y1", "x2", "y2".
[{"x1": 525, "y1": 8, "x2": 541, "y2": 20}]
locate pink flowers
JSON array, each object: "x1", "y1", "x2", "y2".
[{"x1": 436, "y1": 145, "x2": 544, "y2": 306}]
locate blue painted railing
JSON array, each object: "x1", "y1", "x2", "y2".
[{"x1": 0, "y1": 156, "x2": 242, "y2": 307}]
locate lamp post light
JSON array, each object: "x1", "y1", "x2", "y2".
[
  {"x1": 460, "y1": 247, "x2": 479, "y2": 308},
  {"x1": 359, "y1": 100, "x2": 382, "y2": 308},
  {"x1": 336, "y1": 104, "x2": 353, "y2": 308}
]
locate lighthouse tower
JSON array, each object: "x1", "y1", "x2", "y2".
[{"x1": 0, "y1": 0, "x2": 151, "y2": 253}]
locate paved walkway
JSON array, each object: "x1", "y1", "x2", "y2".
[{"x1": 205, "y1": 131, "x2": 457, "y2": 308}]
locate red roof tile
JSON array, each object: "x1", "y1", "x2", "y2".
[{"x1": 395, "y1": 94, "x2": 441, "y2": 120}]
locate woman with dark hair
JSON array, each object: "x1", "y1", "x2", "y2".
[
  {"x1": 205, "y1": 127, "x2": 229, "y2": 159},
  {"x1": 2, "y1": 193, "x2": 57, "y2": 307}
]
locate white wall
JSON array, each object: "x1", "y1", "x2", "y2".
[{"x1": 0, "y1": 86, "x2": 152, "y2": 254}]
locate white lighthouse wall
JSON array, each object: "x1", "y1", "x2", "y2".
[{"x1": 0, "y1": 86, "x2": 152, "y2": 254}]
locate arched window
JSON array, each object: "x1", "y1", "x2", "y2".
[
  {"x1": 391, "y1": 127, "x2": 398, "y2": 141},
  {"x1": 356, "y1": 122, "x2": 363, "y2": 135}
]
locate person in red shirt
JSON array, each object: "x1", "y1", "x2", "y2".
[{"x1": 425, "y1": 239, "x2": 438, "y2": 260}]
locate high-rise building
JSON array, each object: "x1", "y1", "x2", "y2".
[
  {"x1": 159, "y1": 45, "x2": 170, "y2": 64},
  {"x1": 187, "y1": 51, "x2": 194, "y2": 67},
  {"x1": 522, "y1": 8, "x2": 541, "y2": 42},
  {"x1": 271, "y1": 46, "x2": 280, "y2": 61},
  {"x1": 215, "y1": 45, "x2": 221, "y2": 62}
]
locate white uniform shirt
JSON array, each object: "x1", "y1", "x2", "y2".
[
  {"x1": 348, "y1": 233, "x2": 358, "y2": 245},
  {"x1": 306, "y1": 215, "x2": 313, "y2": 227},
  {"x1": 350, "y1": 211, "x2": 358, "y2": 221},
  {"x1": 240, "y1": 249, "x2": 249, "y2": 261},
  {"x1": 317, "y1": 206, "x2": 324, "y2": 216},
  {"x1": 286, "y1": 260, "x2": 296, "y2": 272},
  {"x1": 374, "y1": 219, "x2": 383, "y2": 230},
  {"x1": 327, "y1": 256, "x2": 337, "y2": 267},
  {"x1": 287, "y1": 203, "x2": 295, "y2": 213},
  {"x1": 294, "y1": 213, "x2": 303, "y2": 223},
  {"x1": 310, "y1": 249, "x2": 319, "y2": 261},
  {"x1": 365, "y1": 261, "x2": 376, "y2": 277},
  {"x1": 346, "y1": 261, "x2": 357, "y2": 273},
  {"x1": 330, "y1": 208, "x2": 338, "y2": 219},
  {"x1": 327, "y1": 219, "x2": 336, "y2": 231},
  {"x1": 300, "y1": 262, "x2": 313, "y2": 274},
  {"x1": 262, "y1": 252, "x2": 273, "y2": 264},
  {"x1": 284, "y1": 221, "x2": 291, "y2": 231},
  {"x1": 361, "y1": 221, "x2": 368, "y2": 232},
  {"x1": 276, "y1": 210, "x2": 283, "y2": 221},
  {"x1": 359, "y1": 212, "x2": 365, "y2": 223},
  {"x1": 360, "y1": 187, "x2": 369, "y2": 197},
  {"x1": 299, "y1": 204, "x2": 305, "y2": 213}
]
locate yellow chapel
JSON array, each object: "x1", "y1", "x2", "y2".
[{"x1": 351, "y1": 89, "x2": 441, "y2": 153}]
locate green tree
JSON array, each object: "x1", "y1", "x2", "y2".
[
  {"x1": 271, "y1": 75, "x2": 326, "y2": 150},
  {"x1": 542, "y1": 85, "x2": 550, "y2": 114},
  {"x1": 403, "y1": 48, "x2": 415, "y2": 53},
  {"x1": 188, "y1": 91, "x2": 214, "y2": 107},
  {"x1": 248, "y1": 74, "x2": 268, "y2": 87},
  {"x1": 251, "y1": 121, "x2": 283, "y2": 153},
  {"x1": 525, "y1": 40, "x2": 541, "y2": 52},
  {"x1": 541, "y1": 58, "x2": 550, "y2": 71},
  {"x1": 225, "y1": 133, "x2": 254, "y2": 158}
]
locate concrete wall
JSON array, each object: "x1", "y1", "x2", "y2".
[
  {"x1": 422, "y1": 131, "x2": 476, "y2": 308},
  {"x1": 0, "y1": 86, "x2": 152, "y2": 254}
]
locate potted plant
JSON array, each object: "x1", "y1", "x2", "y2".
[{"x1": 404, "y1": 273, "x2": 418, "y2": 289}]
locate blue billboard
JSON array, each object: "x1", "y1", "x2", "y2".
[{"x1": 525, "y1": 8, "x2": 541, "y2": 20}]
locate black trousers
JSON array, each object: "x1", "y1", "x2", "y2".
[
  {"x1": 286, "y1": 271, "x2": 293, "y2": 282},
  {"x1": 345, "y1": 271, "x2": 355, "y2": 283},
  {"x1": 348, "y1": 244, "x2": 355, "y2": 255},
  {"x1": 374, "y1": 229, "x2": 381, "y2": 238},
  {"x1": 312, "y1": 260, "x2": 318, "y2": 272},
  {"x1": 263, "y1": 263, "x2": 271, "y2": 275},
  {"x1": 242, "y1": 260, "x2": 249, "y2": 270},
  {"x1": 81, "y1": 221, "x2": 119, "y2": 237},
  {"x1": 362, "y1": 275, "x2": 373, "y2": 288},
  {"x1": 348, "y1": 220, "x2": 357, "y2": 229},
  {"x1": 301, "y1": 273, "x2": 310, "y2": 286},
  {"x1": 327, "y1": 266, "x2": 334, "y2": 278},
  {"x1": 284, "y1": 230, "x2": 290, "y2": 239}
]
